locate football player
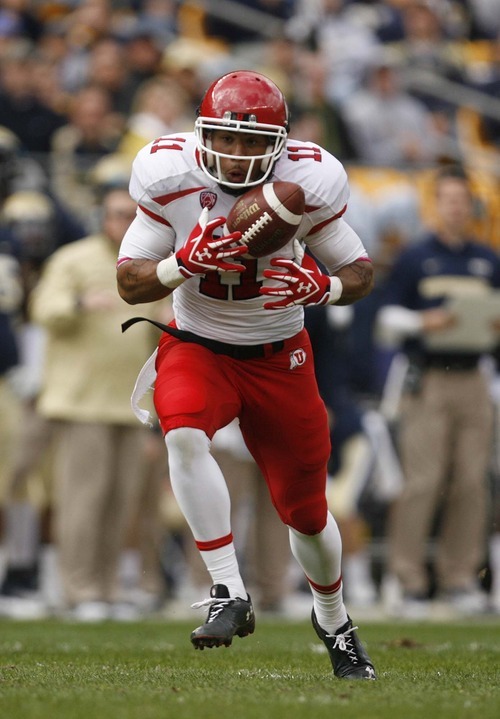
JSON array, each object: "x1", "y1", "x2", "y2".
[{"x1": 117, "y1": 70, "x2": 376, "y2": 679}]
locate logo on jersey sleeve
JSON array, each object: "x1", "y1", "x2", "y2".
[
  {"x1": 289, "y1": 348, "x2": 307, "y2": 369},
  {"x1": 200, "y1": 191, "x2": 218, "y2": 210}
]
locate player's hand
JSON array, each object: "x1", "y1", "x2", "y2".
[
  {"x1": 176, "y1": 208, "x2": 247, "y2": 278},
  {"x1": 260, "y1": 250, "x2": 342, "y2": 309},
  {"x1": 421, "y1": 307, "x2": 457, "y2": 333},
  {"x1": 157, "y1": 208, "x2": 247, "y2": 289}
]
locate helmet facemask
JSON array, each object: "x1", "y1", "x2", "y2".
[
  {"x1": 195, "y1": 112, "x2": 287, "y2": 189},
  {"x1": 194, "y1": 71, "x2": 290, "y2": 190}
]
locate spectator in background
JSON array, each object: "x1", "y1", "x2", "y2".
[
  {"x1": 63, "y1": 0, "x2": 113, "y2": 41},
  {"x1": 29, "y1": 188, "x2": 165, "y2": 621},
  {"x1": 0, "y1": 146, "x2": 40, "y2": 614},
  {"x1": 29, "y1": 48, "x2": 71, "y2": 119},
  {"x1": 0, "y1": 218, "x2": 23, "y2": 587},
  {"x1": 161, "y1": 37, "x2": 219, "y2": 116},
  {"x1": 0, "y1": 124, "x2": 84, "y2": 614},
  {"x1": 387, "y1": 0, "x2": 467, "y2": 114},
  {"x1": 118, "y1": 76, "x2": 191, "y2": 160},
  {"x1": 133, "y1": 0, "x2": 179, "y2": 41},
  {"x1": 0, "y1": 40, "x2": 66, "y2": 154},
  {"x1": 0, "y1": 151, "x2": 137, "y2": 617},
  {"x1": 50, "y1": 84, "x2": 123, "y2": 229},
  {"x1": 86, "y1": 36, "x2": 138, "y2": 116},
  {"x1": 284, "y1": 48, "x2": 360, "y2": 162},
  {"x1": 116, "y1": 18, "x2": 171, "y2": 99},
  {"x1": 376, "y1": 164, "x2": 500, "y2": 617},
  {"x1": 288, "y1": 105, "x2": 359, "y2": 163},
  {"x1": 2, "y1": 189, "x2": 57, "y2": 321},
  {"x1": 468, "y1": 0, "x2": 500, "y2": 38},
  {"x1": 203, "y1": 0, "x2": 295, "y2": 47},
  {"x1": 342, "y1": 51, "x2": 443, "y2": 167},
  {"x1": 467, "y1": 31, "x2": 500, "y2": 150},
  {"x1": 0, "y1": 0, "x2": 43, "y2": 43},
  {"x1": 298, "y1": 0, "x2": 382, "y2": 105},
  {"x1": 0, "y1": 124, "x2": 85, "y2": 257}
]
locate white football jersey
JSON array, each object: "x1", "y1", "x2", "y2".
[{"x1": 118, "y1": 132, "x2": 368, "y2": 344}]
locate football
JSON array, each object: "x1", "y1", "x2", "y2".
[{"x1": 226, "y1": 181, "x2": 305, "y2": 259}]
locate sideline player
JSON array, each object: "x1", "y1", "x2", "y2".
[{"x1": 116, "y1": 70, "x2": 376, "y2": 680}]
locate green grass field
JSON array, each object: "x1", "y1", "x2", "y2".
[{"x1": 0, "y1": 617, "x2": 499, "y2": 719}]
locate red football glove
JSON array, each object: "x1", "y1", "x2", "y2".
[
  {"x1": 157, "y1": 208, "x2": 247, "y2": 288},
  {"x1": 176, "y1": 207, "x2": 247, "y2": 278},
  {"x1": 260, "y1": 250, "x2": 342, "y2": 309}
]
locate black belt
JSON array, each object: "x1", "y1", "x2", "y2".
[{"x1": 122, "y1": 317, "x2": 285, "y2": 360}]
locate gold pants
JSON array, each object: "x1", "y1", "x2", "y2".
[{"x1": 389, "y1": 368, "x2": 493, "y2": 595}]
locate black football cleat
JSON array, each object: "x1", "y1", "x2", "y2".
[
  {"x1": 190, "y1": 584, "x2": 255, "y2": 650},
  {"x1": 312, "y1": 609, "x2": 377, "y2": 680}
]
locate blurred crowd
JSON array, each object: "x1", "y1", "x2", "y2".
[{"x1": 1, "y1": 0, "x2": 500, "y2": 622}]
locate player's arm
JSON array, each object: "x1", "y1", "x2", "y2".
[
  {"x1": 117, "y1": 207, "x2": 246, "y2": 305},
  {"x1": 260, "y1": 218, "x2": 374, "y2": 309},
  {"x1": 331, "y1": 258, "x2": 374, "y2": 305},
  {"x1": 306, "y1": 216, "x2": 374, "y2": 303},
  {"x1": 260, "y1": 251, "x2": 373, "y2": 309},
  {"x1": 117, "y1": 207, "x2": 176, "y2": 304},
  {"x1": 117, "y1": 257, "x2": 172, "y2": 304}
]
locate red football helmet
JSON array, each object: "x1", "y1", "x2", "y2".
[{"x1": 195, "y1": 71, "x2": 289, "y2": 189}]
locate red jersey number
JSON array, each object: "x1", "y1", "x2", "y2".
[
  {"x1": 150, "y1": 137, "x2": 187, "y2": 153},
  {"x1": 199, "y1": 258, "x2": 262, "y2": 301},
  {"x1": 287, "y1": 145, "x2": 322, "y2": 162}
]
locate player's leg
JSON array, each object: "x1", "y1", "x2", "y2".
[
  {"x1": 165, "y1": 427, "x2": 246, "y2": 600},
  {"x1": 155, "y1": 336, "x2": 254, "y2": 648},
  {"x1": 238, "y1": 333, "x2": 376, "y2": 678},
  {"x1": 237, "y1": 331, "x2": 343, "y2": 622},
  {"x1": 165, "y1": 426, "x2": 255, "y2": 647}
]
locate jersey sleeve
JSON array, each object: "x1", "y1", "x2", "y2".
[
  {"x1": 118, "y1": 209, "x2": 175, "y2": 264},
  {"x1": 301, "y1": 150, "x2": 369, "y2": 272},
  {"x1": 279, "y1": 142, "x2": 370, "y2": 272},
  {"x1": 118, "y1": 138, "x2": 181, "y2": 262},
  {"x1": 306, "y1": 218, "x2": 370, "y2": 274},
  {"x1": 128, "y1": 133, "x2": 197, "y2": 226},
  {"x1": 129, "y1": 141, "x2": 170, "y2": 220}
]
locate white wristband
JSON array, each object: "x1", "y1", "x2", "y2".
[
  {"x1": 328, "y1": 276, "x2": 343, "y2": 304},
  {"x1": 156, "y1": 255, "x2": 185, "y2": 289}
]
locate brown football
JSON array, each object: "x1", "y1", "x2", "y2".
[{"x1": 226, "y1": 181, "x2": 305, "y2": 258}]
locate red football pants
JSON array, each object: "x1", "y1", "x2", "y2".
[{"x1": 154, "y1": 328, "x2": 331, "y2": 534}]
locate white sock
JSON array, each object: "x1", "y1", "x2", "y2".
[
  {"x1": 199, "y1": 544, "x2": 247, "y2": 599},
  {"x1": 288, "y1": 512, "x2": 348, "y2": 632},
  {"x1": 165, "y1": 427, "x2": 246, "y2": 600}
]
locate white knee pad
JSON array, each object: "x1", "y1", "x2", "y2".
[
  {"x1": 164, "y1": 427, "x2": 231, "y2": 539},
  {"x1": 165, "y1": 427, "x2": 211, "y2": 471}
]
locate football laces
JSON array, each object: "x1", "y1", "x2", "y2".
[{"x1": 240, "y1": 212, "x2": 273, "y2": 246}]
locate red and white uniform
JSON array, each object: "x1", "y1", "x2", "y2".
[
  {"x1": 118, "y1": 133, "x2": 368, "y2": 344},
  {"x1": 118, "y1": 133, "x2": 369, "y2": 533}
]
